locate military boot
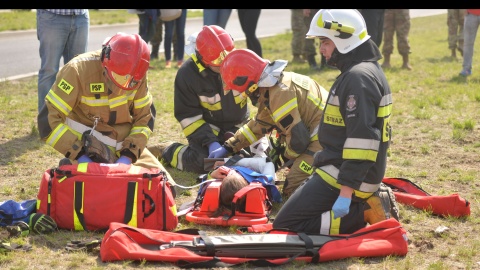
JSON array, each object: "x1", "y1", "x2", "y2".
[
  {"x1": 451, "y1": 48, "x2": 457, "y2": 58},
  {"x1": 364, "y1": 183, "x2": 400, "y2": 225},
  {"x1": 307, "y1": 55, "x2": 321, "y2": 71},
  {"x1": 292, "y1": 54, "x2": 305, "y2": 63},
  {"x1": 381, "y1": 54, "x2": 391, "y2": 69},
  {"x1": 401, "y1": 54, "x2": 412, "y2": 70}
]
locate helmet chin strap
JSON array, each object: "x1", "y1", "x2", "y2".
[{"x1": 326, "y1": 48, "x2": 341, "y2": 68}]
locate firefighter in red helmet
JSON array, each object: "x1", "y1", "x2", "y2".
[
  {"x1": 148, "y1": 25, "x2": 256, "y2": 174},
  {"x1": 37, "y1": 32, "x2": 177, "y2": 193},
  {"x1": 213, "y1": 48, "x2": 329, "y2": 197}
]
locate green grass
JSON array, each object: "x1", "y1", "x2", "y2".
[{"x1": 0, "y1": 12, "x2": 479, "y2": 270}]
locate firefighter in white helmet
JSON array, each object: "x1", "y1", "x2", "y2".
[{"x1": 273, "y1": 9, "x2": 398, "y2": 234}]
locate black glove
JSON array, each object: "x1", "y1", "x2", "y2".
[{"x1": 81, "y1": 132, "x2": 118, "y2": 163}]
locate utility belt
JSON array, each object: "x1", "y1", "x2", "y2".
[
  {"x1": 315, "y1": 165, "x2": 380, "y2": 201},
  {"x1": 66, "y1": 118, "x2": 124, "y2": 152}
]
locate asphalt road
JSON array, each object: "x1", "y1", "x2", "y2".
[{"x1": 0, "y1": 9, "x2": 446, "y2": 81}]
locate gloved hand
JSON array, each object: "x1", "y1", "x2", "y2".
[
  {"x1": 208, "y1": 142, "x2": 222, "y2": 155},
  {"x1": 29, "y1": 213, "x2": 57, "y2": 234},
  {"x1": 332, "y1": 196, "x2": 352, "y2": 219},
  {"x1": 77, "y1": 154, "x2": 93, "y2": 163},
  {"x1": 116, "y1": 156, "x2": 132, "y2": 165},
  {"x1": 208, "y1": 146, "x2": 228, "y2": 158}
]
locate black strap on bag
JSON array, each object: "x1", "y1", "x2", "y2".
[
  {"x1": 123, "y1": 182, "x2": 137, "y2": 225},
  {"x1": 74, "y1": 181, "x2": 88, "y2": 231}
]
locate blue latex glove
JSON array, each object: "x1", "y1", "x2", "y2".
[
  {"x1": 116, "y1": 156, "x2": 132, "y2": 165},
  {"x1": 208, "y1": 142, "x2": 222, "y2": 155},
  {"x1": 332, "y1": 196, "x2": 351, "y2": 219},
  {"x1": 77, "y1": 154, "x2": 93, "y2": 163},
  {"x1": 208, "y1": 146, "x2": 228, "y2": 158}
]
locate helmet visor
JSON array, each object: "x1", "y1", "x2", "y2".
[{"x1": 108, "y1": 69, "x2": 140, "y2": 90}]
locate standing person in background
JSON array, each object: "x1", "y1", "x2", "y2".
[
  {"x1": 150, "y1": 11, "x2": 163, "y2": 60},
  {"x1": 203, "y1": 9, "x2": 232, "y2": 29},
  {"x1": 459, "y1": 9, "x2": 480, "y2": 77},
  {"x1": 273, "y1": 9, "x2": 397, "y2": 235},
  {"x1": 381, "y1": 9, "x2": 412, "y2": 70},
  {"x1": 136, "y1": 9, "x2": 159, "y2": 44},
  {"x1": 237, "y1": 9, "x2": 262, "y2": 57},
  {"x1": 359, "y1": 9, "x2": 385, "y2": 48},
  {"x1": 164, "y1": 9, "x2": 187, "y2": 68},
  {"x1": 290, "y1": 9, "x2": 307, "y2": 63},
  {"x1": 36, "y1": 9, "x2": 89, "y2": 113},
  {"x1": 303, "y1": 9, "x2": 324, "y2": 70},
  {"x1": 447, "y1": 9, "x2": 466, "y2": 59}
]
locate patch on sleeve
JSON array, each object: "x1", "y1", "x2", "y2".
[
  {"x1": 90, "y1": 83, "x2": 105, "y2": 93},
  {"x1": 346, "y1": 95, "x2": 357, "y2": 112},
  {"x1": 58, "y1": 79, "x2": 74, "y2": 94}
]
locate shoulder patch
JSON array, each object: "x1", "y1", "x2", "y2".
[
  {"x1": 291, "y1": 73, "x2": 310, "y2": 89},
  {"x1": 346, "y1": 95, "x2": 357, "y2": 112},
  {"x1": 58, "y1": 79, "x2": 74, "y2": 94},
  {"x1": 90, "y1": 83, "x2": 105, "y2": 93}
]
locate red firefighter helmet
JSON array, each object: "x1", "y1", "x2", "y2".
[
  {"x1": 195, "y1": 25, "x2": 235, "y2": 67},
  {"x1": 101, "y1": 32, "x2": 150, "y2": 90},
  {"x1": 220, "y1": 49, "x2": 268, "y2": 94}
]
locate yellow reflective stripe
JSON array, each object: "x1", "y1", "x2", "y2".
[
  {"x1": 170, "y1": 205, "x2": 177, "y2": 216},
  {"x1": 180, "y1": 115, "x2": 202, "y2": 129},
  {"x1": 239, "y1": 125, "x2": 256, "y2": 144},
  {"x1": 330, "y1": 212, "x2": 340, "y2": 234},
  {"x1": 46, "y1": 123, "x2": 69, "y2": 147},
  {"x1": 171, "y1": 144, "x2": 187, "y2": 169},
  {"x1": 323, "y1": 104, "x2": 344, "y2": 126},
  {"x1": 315, "y1": 167, "x2": 372, "y2": 199},
  {"x1": 130, "y1": 126, "x2": 152, "y2": 139},
  {"x1": 378, "y1": 103, "x2": 392, "y2": 118},
  {"x1": 319, "y1": 86, "x2": 329, "y2": 110},
  {"x1": 343, "y1": 148, "x2": 378, "y2": 162},
  {"x1": 183, "y1": 118, "x2": 206, "y2": 137},
  {"x1": 310, "y1": 134, "x2": 318, "y2": 141},
  {"x1": 199, "y1": 94, "x2": 222, "y2": 111},
  {"x1": 307, "y1": 93, "x2": 323, "y2": 111},
  {"x1": 127, "y1": 183, "x2": 138, "y2": 228},
  {"x1": 344, "y1": 138, "x2": 379, "y2": 151},
  {"x1": 73, "y1": 182, "x2": 84, "y2": 231},
  {"x1": 81, "y1": 96, "x2": 109, "y2": 107},
  {"x1": 284, "y1": 146, "x2": 298, "y2": 158},
  {"x1": 134, "y1": 92, "x2": 152, "y2": 109},
  {"x1": 46, "y1": 91, "x2": 72, "y2": 115},
  {"x1": 109, "y1": 95, "x2": 128, "y2": 109},
  {"x1": 272, "y1": 98, "x2": 297, "y2": 122},
  {"x1": 77, "y1": 163, "x2": 88, "y2": 172}
]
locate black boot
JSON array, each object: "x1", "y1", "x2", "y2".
[{"x1": 150, "y1": 44, "x2": 159, "y2": 59}]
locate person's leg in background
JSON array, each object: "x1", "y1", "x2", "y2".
[
  {"x1": 174, "y1": 9, "x2": 187, "y2": 67},
  {"x1": 460, "y1": 11, "x2": 480, "y2": 76},
  {"x1": 164, "y1": 20, "x2": 174, "y2": 68},
  {"x1": 37, "y1": 9, "x2": 89, "y2": 113},
  {"x1": 237, "y1": 9, "x2": 262, "y2": 57},
  {"x1": 150, "y1": 15, "x2": 163, "y2": 60},
  {"x1": 290, "y1": 9, "x2": 306, "y2": 63}
]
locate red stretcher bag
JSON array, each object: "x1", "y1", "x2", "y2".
[
  {"x1": 36, "y1": 162, "x2": 178, "y2": 231},
  {"x1": 100, "y1": 218, "x2": 408, "y2": 267},
  {"x1": 382, "y1": 177, "x2": 470, "y2": 218}
]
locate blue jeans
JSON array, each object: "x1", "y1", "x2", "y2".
[
  {"x1": 164, "y1": 9, "x2": 187, "y2": 62},
  {"x1": 462, "y1": 12, "x2": 480, "y2": 71},
  {"x1": 37, "y1": 9, "x2": 89, "y2": 112},
  {"x1": 203, "y1": 9, "x2": 232, "y2": 29}
]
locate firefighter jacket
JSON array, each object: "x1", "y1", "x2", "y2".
[
  {"x1": 313, "y1": 39, "x2": 393, "y2": 196},
  {"x1": 37, "y1": 49, "x2": 156, "y2": 163},
  {"x1": 174, "y1": 58, "x2": 250, "y2": 147},
  {"x1": 224, "y1": 71, "x2": 328, "y2": 160}
]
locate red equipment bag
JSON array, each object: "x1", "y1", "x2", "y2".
[
  {"x1": 36, "y1": 162, "x2": 178, "y2": 231},
  {"x1": 382, "y1": 177, "x2": 470, "y2": 218},
  {"x1": 100, "y1": 218, "x2": 408, "y2": 267}
]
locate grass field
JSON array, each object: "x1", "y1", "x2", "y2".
[{"x1": 0, "y1": 11, "x2": 479, "y2": 270}]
